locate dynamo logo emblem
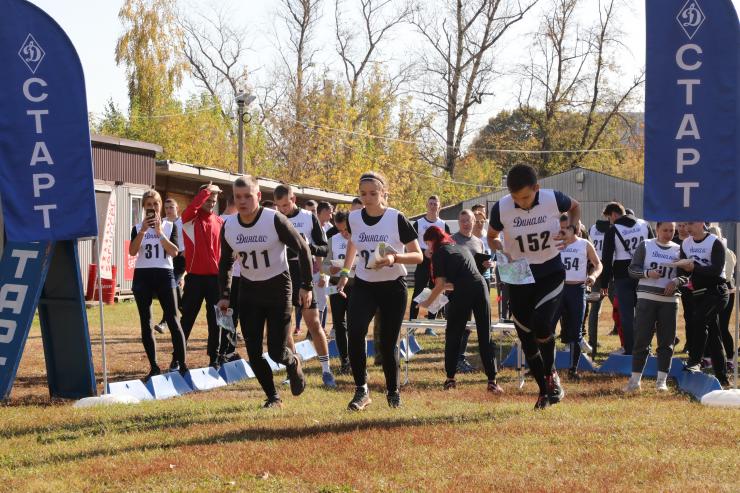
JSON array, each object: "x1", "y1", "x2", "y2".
[
  {"x1": 676, "y1": 0, "x2": 705, "y2": 40},
  {"x1": 18, "y1": 34, "x2": 45, "y2": 74}
]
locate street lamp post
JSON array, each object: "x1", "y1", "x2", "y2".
[{"x1": 235, "y1": 92, "x2": 256, "y2": 175}]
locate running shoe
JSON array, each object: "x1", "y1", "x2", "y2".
[
  {"x1": 567, "y1": 368, "x2": 581, "y2": 381},
  {"x1": 534, "y1": 394, "x2": 550, "y2": 410},
  {"x1": 578, "y1": 339, "x2": 593, "y2": 354},
  {"x1": 655, "y1": 379, "x2": 668, "y2": 392},
  {"x1": 683, "y1": 361, "x2": 701, "y2": 373},
  {"x1": 286, "y1": 358, "x2": 306, "y2": 396},
  {"x1": 153, "y1": 322, "x2": 166, "y2": 334},
  {"x1": 168, "y1": 358, "x2": 179, "y2": 373},
  {"x1": 623, "y1": 380, "x2": 641, "y2": 393},
  {"x1": 177, "y1": 363, "x2": 189, "y2": 377},
  {"x1": 338, "y1": 360, "x2": 351, "y2": 375},
  {"x1": 487, "y1": 380, "x2": 504, "y2": 394},
  {"x1": 225, "y1": 352, "x2": 242, "y2": 363},
  {"x1": 144, "y1": 366, "x2": 161, "y2": 382},
  {"x1": 348, "y1": 387, "x2": 371, "y2": 411},
  {"x1": 386, "y1": 390, "x2": 401, "y2": 408},
  {"x1": 322, "y1": 371, "x2": 337, "y2": 389},
  {"x1": 443, "y1": 378, "x2": 456, "y2": 390},
  {"x1": 547, "y1": 371, "x2": 565, "y2": 404},
  {"x1": 262, "y1": 396, "x2": 283, "y2": 409},
  {"x1": 456, "y1": 359, "x2": 477, "y2": 374}
]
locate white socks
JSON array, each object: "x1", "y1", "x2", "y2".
[
  {"x1": 318, "y1": 354, "x2": 331, "y2": 373},
  {"x1": 624, "y1": 372, "x2": 642, "y2": 392},
  {"x1": 656, "y1": 371, "x2": 669, "y2": 391}
]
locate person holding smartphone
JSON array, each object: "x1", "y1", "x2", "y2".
[{"x1": 129, "y1": 190, "x2": 187, "y2": 380}]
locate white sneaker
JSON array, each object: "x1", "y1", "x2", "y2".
[
  {"x1": 579, "y1": 339, "x2": 593, "y2": 353},
  {"x1": 623, "y1": 379, "x2": 641, "y2": 393},
  {"x1": 656, "y1": 380, "x2": 669, "y2": 391},
  {"x1": 612, "y1": 347, "x2": 626, "y2": 355}
]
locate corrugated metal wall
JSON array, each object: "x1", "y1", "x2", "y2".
[
  {"x1": 440, "y1": 168, "x2": 737, "y2": 252},
  {"x1": 92, "y1": 145, "x2": 156, "y2": 186}
]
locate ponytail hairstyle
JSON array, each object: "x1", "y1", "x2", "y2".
[{"x1": 359, "y1": 171, "x2": 389, "y2": 206}]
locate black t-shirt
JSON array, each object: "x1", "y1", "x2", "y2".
[
  {"x1": 346, "y1": 209, "x2": 418, "y2": 245},
  {"x1": 432, "y1": 243, "x2": 484, "y2": 288}
]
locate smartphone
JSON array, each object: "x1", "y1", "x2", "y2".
[{"x1": 145, "y1": 209, "x2": 156, "y2": 220}]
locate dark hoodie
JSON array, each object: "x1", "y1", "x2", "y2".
[{"x1": 601, "y1": 215, "x2": 655, "y2": 282}]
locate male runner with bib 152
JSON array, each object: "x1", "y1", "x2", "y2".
[{"x1": 487, "y1": 164, "x2": 581, "y2": 410}]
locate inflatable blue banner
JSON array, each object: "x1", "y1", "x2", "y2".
[
  {"x1": 0, "y1": 0, "x2": 97, "y2": 241},
  {"x1": 645, "y1": 0, "x2": 740, "y2": 221}
]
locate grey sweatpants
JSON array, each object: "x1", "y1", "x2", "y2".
[{"x1": 632, "y1": 298, "x2": 678, "y2": 374}]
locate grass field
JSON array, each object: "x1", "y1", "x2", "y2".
[{"x1": 2, "y1": 294, "x2": 739, "y2": 492}]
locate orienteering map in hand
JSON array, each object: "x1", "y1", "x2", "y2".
[{"x1": 495, "y1": 252, "x2": 535, "y2": 285}]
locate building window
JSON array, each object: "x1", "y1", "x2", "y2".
[{"x1": 131, "y1": 195, "x2": 142, "y2": 226}]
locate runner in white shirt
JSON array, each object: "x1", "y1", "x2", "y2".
[{"x1": 336, "y1": 171, "x2": 423, "y2": 411}]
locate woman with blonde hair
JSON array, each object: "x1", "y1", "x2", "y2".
[{"x1": 129, "y1": 189, "x2": 187, "y2": 380}]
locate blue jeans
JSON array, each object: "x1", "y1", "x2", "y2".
[{"x1": 614, "y1": 277, "x2": 638, "y2": 355}]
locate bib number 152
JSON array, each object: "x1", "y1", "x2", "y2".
[{"x1": 514, "y1": 231, "x2": 551, "y2": 252}]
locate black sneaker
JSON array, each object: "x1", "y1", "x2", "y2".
[
  {"x1": 547, "y1": 372, "x2": 565, "y2": 404},
  {"x1": 168, "y1": 358, "x2": 180, "y2": 372},
  {"x1": 387, "y1": 390, "x2": 401, "y2": 408},
  {"x1": 348, "y1": 387, "x2": 371, "y2": 411},
  {"x1": 177, "y1": 363, "x2": 189, "y2": 376},
  {"x1": 262, "y1": 396, "x2": 283, "y2": 409},
  {"x1": 209, "y1": 358, "x2": 221, "y2": 370},
  {"x1": 153, "y1": 322, "x2": 166, "y2": 334},
  {"x1": 286, "y1": 358, "x2": 306, "y2": 396},
  {"x1": 338, "y1": 360, "x2": 351, "y2": 375},
  {"x1": 144, "y1": 366, "x2": 161, "y2": 381},
  {"x1": 443, "y1": 378, "x2": 456, "y2": 390},
  {"x1": 684, "y1": 361, "x2": 701, "y2": 373},
  {"x1": 567, "y1": 368, "x2": 581, "y2": 381},
  {"x1": 226, "y1": 352, "x2": 242, "y2": 363},
  {"x1": 534, "y1": 394, "x2": 550, "y2": 410}
]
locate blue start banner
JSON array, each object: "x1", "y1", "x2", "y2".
[
  {"x1": 0, "y1": 0, "x2": 97, "y2": 241},
  {"x1": 645, "y1": 0, "x2": 740, "y2": 222}
]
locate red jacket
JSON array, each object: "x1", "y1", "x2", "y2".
[{"x1": 180, "y1": 188, "x2": 223, "y2": 276}]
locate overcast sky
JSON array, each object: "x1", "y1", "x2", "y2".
[{"x1": 26, "y1": 0, "x2": 740, "y2": 135}]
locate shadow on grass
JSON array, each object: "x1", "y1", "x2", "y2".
[
  {"x1": 9, "y1": 407, "x2": 524, "y2": 469},
  {"x1": 0, "y1": 404, "x2": 248, "y2": 441}
]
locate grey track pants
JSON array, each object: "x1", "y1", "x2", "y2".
[{"x1": 632, "y1": 297, "x2": 678, "y2": 374}]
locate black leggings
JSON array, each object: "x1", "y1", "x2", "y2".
[
  {"x1": 180, "y1": 274, "x2": 221, "y2": 359},
  {"x1": 330, "y1": 283, "x2": 352, "y2": 363},
  {"x1": 347, "y1": 277, "x2": 408, "y2": 393},
  {"x1": 218, "y1": 276, "x2": 240, "y2": 358},
  {"x1": 132, "y1": 268, "x2": 186, "y2": 369},
  {"x1": 718, "y1": 288, "x2": 735, "y2": 359},
  {"x1": 445, "y1": 283, "x2": 498, "y2": 380},
  {"x1": 689, "y1": 288, "x2": 729, "y2": 379},
  {"x1": 238, "y1": 279, "x2": 296, "y2": 399},
  {"x1": 508, "y1": 270, "x2": 565, "y2": 393}
]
